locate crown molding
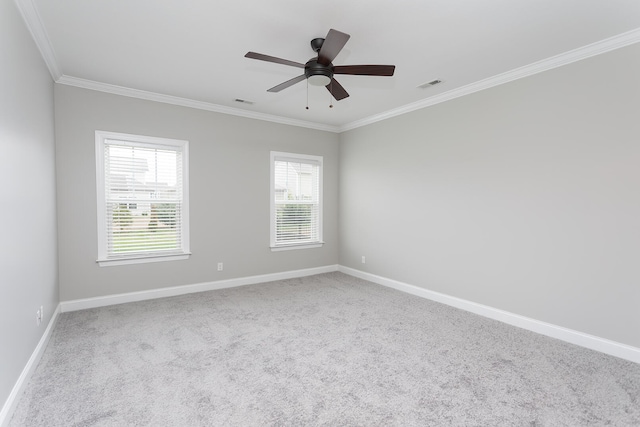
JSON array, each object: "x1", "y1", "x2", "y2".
[
  {"x1": 14, "y1": 0, "x2": 640, "y2": 135},
  {"x1": 338, "y1": 27, "x2": 640, "y2": 133},
  {"x1": 56, "y1": 76, "x2": 340, "y2": 133},
  {"x1": 13, "y1": 0, "x2": 61, "y2": 80}
]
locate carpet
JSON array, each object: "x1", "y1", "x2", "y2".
[{"x1": 9, "y1": 272, "x2": 640, "y2": 426}]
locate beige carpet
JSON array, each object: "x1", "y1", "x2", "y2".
[{"x1": 10, "y1": 272, "x2": 640, "y2": 426}]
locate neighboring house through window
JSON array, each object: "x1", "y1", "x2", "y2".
[
  {"x1": 95, "y1": 131, "x2": 190, "y2": 266},
  {"x1": 270, "y1": 151, "x2": 323, "y2": 250}
]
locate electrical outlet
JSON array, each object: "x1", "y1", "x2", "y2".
[
  {"x1": 361, "y1": 256, "x2": 366, "y2": 264},
  {"x1": 36, "y1": 307, "x2": 42, "y2": 326},
  {"x1": 217, "y1": 262, "x2": 223, "y2": 271}
]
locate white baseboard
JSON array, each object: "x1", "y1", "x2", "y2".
[
  {"x1": 339, "y1": 266, "x2": 640, "y2": 364},
  {"x1": 60, "y1": 265, "x2": 339, "y2": 312},
  {"x1": 0, "y1": 304, "x2": 61, "y2": 427},
  {"x1": 2, "y1": 265, "x2": 338, "y2": 425},
  {"x1": 5, "y1": 262, "x2": 636, "y2": 427}
]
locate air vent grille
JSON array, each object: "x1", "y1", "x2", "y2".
[{"x1": 417, "y1": 79, "x2": 443, "y2": 89}]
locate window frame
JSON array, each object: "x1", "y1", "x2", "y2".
[
  {"x1": 270, "y1": 151, "x2": 324, "y2": 251},
  {"x1": 95, "y1": 130, "x2": 190, "y2": 266}
]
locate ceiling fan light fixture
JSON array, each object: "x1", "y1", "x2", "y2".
[
  {"x1": 308, "y1": 74, "x2": 332, "y2": 86},
  {"x1": 245, "y1": 28, "x2": 395, "y2": 101}
]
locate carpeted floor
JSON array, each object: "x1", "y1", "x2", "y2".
[{"x1": 10, "y1": 272, "x2": 640, "y2": 426}]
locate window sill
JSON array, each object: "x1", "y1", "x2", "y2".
[
  {"x1": 97, "y1": 252, "x2": 191, "y2": 267},
  {"x1": 270, "y1": 242, "x2": 324, "y2": 252}
]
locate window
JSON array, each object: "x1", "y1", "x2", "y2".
[
  {"x1": 95, "y1": 131, "x2": 190, "y2": 266},
  {"x1": 270, "y1": 151, "x2": 323, "y2": 250}
]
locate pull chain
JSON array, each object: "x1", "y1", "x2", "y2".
[
  {"x1": 305, "y1": 79, "x2": 335, "y2": 109},
  {"x1": 329, "y1": 80, "x2": 334, "y2": 108}
]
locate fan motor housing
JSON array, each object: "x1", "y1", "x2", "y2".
[{"x1": 304, "y1": 59, "x2": 333, "y2": 81}]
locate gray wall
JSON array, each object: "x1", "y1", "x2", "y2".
[
  {"x1": 339, "y1": 43, "x2": 640, "y2": 348},
  {"x1": 54, "y1": 85, "x2": 339, "y2": 301},
  {"x1": 0, "y1": 0, "x2": 58, "y2": 410}
]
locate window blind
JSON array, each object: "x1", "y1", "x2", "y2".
[
  {"x1": 273, "y1": 156, "x2": 321, "y2": 246},
  {"x1": 103, "y1": 140, "x2": 184, "y2": 258}
]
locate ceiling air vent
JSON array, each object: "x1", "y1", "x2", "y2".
[
  {"x1": 234, "y1": 98, "x2": 255, "y2": 105},
  {"x1": 417, "y1": 79, "x2": 443, "y2": 89}
]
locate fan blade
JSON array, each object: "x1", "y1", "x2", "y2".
[
  {"x1": 267, "y1": 74, "x2": 306, "y2": 92},
  {"x1": 317, "y1": 29, "x2": 350, "y2": 65},
  {"x1": 333, "y1": 65, "x2": 395, "y2": 76},
  {"x1": 326, "y1": 78, "x2": 349, "y2": 101},
  {"x1": 245, "y1": 52, "x2": 305, "y2": 68}
]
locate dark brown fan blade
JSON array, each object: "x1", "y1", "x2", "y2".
[
  {"x1": 333, "y1": 65, "x2": 395, "y2": 76},
  {"x1": 267, "y1": 74, "x2": 306, "y2": 92},
  {"x1": 317, "y1": 29, "x2": 350, "y2": 65},
  {"x1": 326, "y1": 78, "x2": 349, "y2": 101},
  {"x1": 245, "y1": 52, "x2": 305, "y2": 68}
]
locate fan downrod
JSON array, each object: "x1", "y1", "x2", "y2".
[{"x1": 310, "y1": 38, "x2": 325, "y2": 52}]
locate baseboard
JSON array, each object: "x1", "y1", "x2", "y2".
[
  {"x1": 8, "y1": 265, "x2": 635, "y2": 427},
  {"x1": 9, "y1": 263, "x2": 636, "y2": 427},
  {"x1": 60, "y1": 265, "x2": 339, "y2": 313},
  {"x1": 338, "y1": 266, "x2": 640, "y2": 364},
  {"x1": 2, "y1": 265, "x2": 339, "y2": 425},
  {"x1": 0, "y1": 304, "x2": 61, "y2": 427}
]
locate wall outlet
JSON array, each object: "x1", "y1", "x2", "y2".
[
  {"x1": 217, "y1": 262, "x2": 223, "y2": 271},
  {"x1": 361, "y1": 256, "x2": 366, "y2": 264},
  {"x1": 36, "y1": 306, "x2": 43, "y2": 326}
]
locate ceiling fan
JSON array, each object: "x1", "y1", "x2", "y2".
[{"x1": 245, "y1": 29, "x2": 395, "y2": 101}]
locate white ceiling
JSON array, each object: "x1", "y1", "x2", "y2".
[{"x1": 18, "y1": 0, "x2": 640, "y2": 132}]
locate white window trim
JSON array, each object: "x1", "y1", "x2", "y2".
[
  {"x1": 95, "y1": 130, "x2": 190, "y2": 266},
  {"x1": 270, "y1": 151, "x2": 324, "y2": 251}
]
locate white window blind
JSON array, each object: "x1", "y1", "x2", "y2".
[
  {"x1": 270, "y1": 152, "x2": 323, "y2": 250},
  {"x1": 96, "y1": 131, "x2": 190, "y2": 266}
]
